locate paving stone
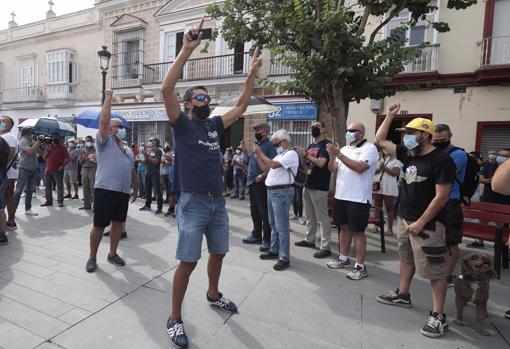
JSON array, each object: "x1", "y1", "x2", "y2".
[{"x1": 0, "y1": 321, "x2": 45, "y2": 349}]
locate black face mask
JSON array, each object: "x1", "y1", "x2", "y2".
[
  {"x1": 192, "y1": 104, "x2": 210, "y2": 120},
  {"x1": 255, "y1": 133, "x2": 263, "y2": 142},
  {"x1": 311, "y1": 126, "x2": 321, "y2": 138},
  {"x1": 433, "y1": 140, "x2": 450, "y2": 150},
  {"x1": 165, "y1": 147, "x2": 171, "y2": 152}
]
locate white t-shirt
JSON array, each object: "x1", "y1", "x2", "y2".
[
  {"x1": 265, "y1": 149, "x2": 299, "y2": 187},
  {"x1": 373, "y1": 157, "x2": 402, "y2": 197},
  {"x1": 334, "y1": 140, "x2": 379, "y2": 204},
  {"x1": 1, "y1": 132, "x2": 19, "y2": 179}
]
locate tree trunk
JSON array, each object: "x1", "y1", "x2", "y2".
[{"x1": 330, "y1": 88, "x2": 349, "y2": 147}]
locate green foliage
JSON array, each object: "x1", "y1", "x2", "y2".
[{"x1": 207, "y1": 0, "x2": 475, "y2": 117}]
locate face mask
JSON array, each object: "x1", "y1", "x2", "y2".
[
  {"x1": 496, "y1": 155, "x2": 508, "y2": 165},
  {"x1": 235, "y1": 149, "x2": 241, "y2": 154},
  {"x1": 192, "y1": 104, "x2": 210, "y2": 120},
  {"x1": 403, "y1": 134, "x2": 420, "y2": 150},
  {"x1": 69, "y1": 143, "x2": 76, "y2": 149},
  {"x1": 0, "y1": 122, "x2": 5, "y2": 131},
  {"x1": 276, "y1": 147, "x2": 285, "y2": 155},
  {"x1": 489, "y1": 154, "x2": 497, "y2": 161},
  {"x1": 255, "y1": 133, "x2": 263, "y2": 142},
  {"x1": 433, "y1": 140, "x2": 450, "y2": 150},
  {"x1": 117, "y1": 128, "x2": 126, "y2": 140},
  {"x1": 147, "y1": 142, "x2": 153, "y2": 148},
  {"x1": 345, "y1": 131, "x2": 357, "y2": 145},
  {"x1": 311, "y1": 126, "x2": 321, "y2": 138},
  {"x1": 86, "y1": 142, "x2": 93, "y2": 147},
  {"x1": 165, "y1": 147, "x2": 171, "y2": 152}
]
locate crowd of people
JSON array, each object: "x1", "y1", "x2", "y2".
[{"x1": 0, "y1": 20, "x2": 509, "y2": 349}]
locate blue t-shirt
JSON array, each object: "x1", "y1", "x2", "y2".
[
  {"x1": 448, "y1": 148, "x2": 467, "y2": 200},
  {"x1": 247, "y1": 138, "x2": 277, "y2": 185},
  {"x1": 172, "y1": 112, "x2": 224, "y2": 192}
]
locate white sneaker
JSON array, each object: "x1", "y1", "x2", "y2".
[
  {"x1": 25, "y1": 210, "x2": 39, "y2": 216},
  {"x1": 290, "y1": 215, "x2": 298, "y2": 220},
  {"x1": 298, "y1": 218, "x2": 306, "y2": 225}
]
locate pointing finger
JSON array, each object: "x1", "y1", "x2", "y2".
[{"x1": 197, "y1": 16, "x2": 205, "y2": 31}]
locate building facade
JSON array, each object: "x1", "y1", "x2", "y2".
[{"x1": 0, "y1": 6, "x2": 104, "y2": 137}]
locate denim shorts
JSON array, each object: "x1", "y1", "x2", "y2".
[
  {"x1": 175, "y1": 192, "x2": 229, "y2": 262},
  {"x1": 0, "y1": 176, "x2": 8, "y2": 209}
]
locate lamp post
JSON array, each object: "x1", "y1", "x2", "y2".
[{"x1": 97, "y1": 45, "x2": 111, "y2": 106}]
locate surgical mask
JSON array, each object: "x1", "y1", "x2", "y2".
[
  {"x1": 496, "y1": 155, "x2": 508, "y2": 165},
  {"x1": 192, "y1": 104, "x2": 210, "y2": 120},
  {"x1": 117, "y1": 128, "x2": 126, "y2": 140},
  {"x1": 147, "y1": 142, "x2": 153, "y2": 148},
  {"x1": 276, "y1": 147, "x2": 285, "y2": 155},
  {"x1": 488, "y1": 154, "x2": 497, "y2": 161},
  {"x1": 403, "y1": 134, "x2": 420, "y2": 150},
  {"x1": 0, "y1": 122, "x2": 5, "y2": 131},
  {"x1": 311, "y1": 126, "x2": 321, "y2": 138},
  {"x1": 255, "y1": 133, "x2": 263, "y2": 142},
  {"x1": 345, "y1": 131, "x2": 357, "y2": 145},
  {"x1": 433, "y1": 140, "x2": 450, "y2": 150},
  {"x1": 68, "y1": 143, "x2": 76, "y2": 149},
  {"x1": 86, "y1": 142, "x2": 93, "y2": 148},
  {"x1": 236, "y1": 149, "x2": 241, "y2": 154}
]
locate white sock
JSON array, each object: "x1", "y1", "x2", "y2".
[
  {"x1": 355, "y1": 263, "x2": 365, "y2": 270},
  {"x1": 339, "y1": 255, "x2": 349, "y2": 262}
]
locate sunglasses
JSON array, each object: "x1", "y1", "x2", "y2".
[
  {"x1": 272, "y1": 141, "x2": 283, "y2": 147},
  {"x1": 346, "y1": 129, "x2": 360, "y2": 133},
  {"x1": 192, "y1": 94, "x2": 211, "y2": 102}
]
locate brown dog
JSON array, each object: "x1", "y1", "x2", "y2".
[{"x1": 453, "y1": 252, "x2": 495, "y2": 335}]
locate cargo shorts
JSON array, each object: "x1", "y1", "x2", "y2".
[{"x1": 396, "y1": 217, "x2": 447, "y2": 280}]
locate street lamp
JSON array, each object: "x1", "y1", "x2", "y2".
[{"x1": 97, "y1": 45, "x2": 111, "y2": 106}]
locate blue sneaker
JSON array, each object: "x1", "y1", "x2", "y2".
[
  {"x1": 207, "y1": 292, "x2": 238, "y2": 313},
  {"x1": 166, "y1": 318, "x2": 188, "y2": 349},
  {"x1": 242, "y1": 235, "x2": 262, "y2": 244}
]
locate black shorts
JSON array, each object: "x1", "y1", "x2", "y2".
[
  {"x1": 445, "y1": 199, "x2": 463, "y2": 246},
  {"x1": 93, "y1": 188, "x2": 130, "y2": 228},
  {"x1": 333, "y1": 199, "x2": 371, "y2": 233}
]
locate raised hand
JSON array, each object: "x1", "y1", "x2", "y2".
[
  {"x1": 387, "y1": 102, "x2": 400, "y2": 117},
  {"x1": 183, "y1": 17, "x2": 205, "y2": 51},
  {"x1": 326, "y1": 143, "x2": 340, "y2": 158},
  {"x1": 249, "y1": 47, "x2": 262, "y2": 75}
]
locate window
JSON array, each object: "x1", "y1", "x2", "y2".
[
  {"x1": 112, "y1": 29, "x2": 145, "y2": 85},
  {"x1": 47, "y1": 50, "x2": 78, "y2": 85},
  {"x1": 385, "y1": 4, "x2": 436, "y2": 46},
  {"x1": 267, "y1": 120, "x2": 314, "y2": 149}
]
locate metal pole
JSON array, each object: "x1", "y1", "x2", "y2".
[{"x1": 101, "y1": 70, "x2": 107, "y2": 106}]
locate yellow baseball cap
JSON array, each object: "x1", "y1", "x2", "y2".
[{"x1": 396, "y1": 118, "x2": 435, "y2": 135}]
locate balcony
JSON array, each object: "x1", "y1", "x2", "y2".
[
  {"x1": 269, "y1": 56, "x2": 294, "y2": 76},
  {"x1": 47, "y1": 83, "x2": 76, "y2": 100},
  {"x1": 2, "y1": 86, "x2": 46, "y2": 103},
  {"x1": 402, "y1": 45, "x2": 439, "y2": 73},
  {"x1": 481, "y1": 35, "x2": 510, "y2": 66},
  {"x1": 142, "y1": 52, "x2": 252, "y2": 85}
]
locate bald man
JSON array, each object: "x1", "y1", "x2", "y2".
[
  {"x1": 325, "y1": 122, "x2": 379, "y2": 280},
  {"x1": 86, "y1": 90, "x2": 137, "y2": 273}
]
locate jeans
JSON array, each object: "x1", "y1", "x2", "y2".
[
  {"x1": 14, "y1": 168, "x2": 38, "y2": 211},
  {"x1": 303, "y1": 188, "x2": 331, "y2": 250},
  {"x1": 37, "y1": 162, "x2": 45, "y2": 187},
  {"x1": 137, "y1": 170, "x2": 145, "y2": 197},
  {"x1": 248, "y1": 181, "x2": 271, "y2": 243},
  {"x1": 234, "y1": 170, "x2": 245, "y2": 198},
  {"x1": 81, "y1": 167, "x2": 96, "y2": 208},
  {"x1": 267, "y1": 187, "x2": 294, "y2": 262},
  {"x1": 293, "y1": 186, "x2": 303, "y2": 217},
  {"x1": 45, "y1": 170, "x2": 64, "y2": 204},
  {"x1": 145, "y1": 172, "x2": 163, "y2": 209}
]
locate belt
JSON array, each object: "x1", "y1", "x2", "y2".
[
  {"x1": 196, "y1": 191, "x2": 223, "y2": 197},
  {"x1": 267, "y1": 184, "x2": 293, "y2": 190}
]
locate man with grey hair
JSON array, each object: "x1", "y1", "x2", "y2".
[
  {"x1": 64, "y1": 138, "x2": 80, "y2": 200},
  {"x1": 326, "y1": 122, "x2": 379, "y2": 280},
  {"x1": 255, "y1": 129, "x2": 299, "y2": 271},
  {"x1": 85, "y1": 90, "x2": 137, "y2": 273}
]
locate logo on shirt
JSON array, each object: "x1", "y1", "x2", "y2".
[
  {"x1": 208, "y1": 131, "x2": 219, "y2": 139},
  {"x1": 401, "y1": 165, "x2": 427, "y2": 184}
]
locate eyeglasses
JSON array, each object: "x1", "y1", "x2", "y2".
[
  {"x1": 111, "y1": 125, "x2": 125, "y2": 129},
  {"x1": 346, "y1": 129, "x2": 360, "y2": 133},
  {"x1": 192, "y1": 94, "x2": 211, "y2": 102}
]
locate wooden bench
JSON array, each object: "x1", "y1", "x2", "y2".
[
  {"x1": 462, "y1": 201, "x2": 510, "y2": 279},
  {"x1": 327, "y1": 191, "x2": 386, "y2": 253}
]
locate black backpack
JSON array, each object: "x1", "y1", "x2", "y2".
[
  {"x1": 448, "y1": 147, "x2": 480, "y2": 205},
  {"x1": 287, "y1": 150, "x2": 308, "y2": 187}
]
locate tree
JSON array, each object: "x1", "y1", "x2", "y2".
[{"x1": 208, "y1": 0, "x2": 477, "y2": 144}]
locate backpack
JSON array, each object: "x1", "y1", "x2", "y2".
[
  {"x1": 287, "y1": 150, "x2": 308, "y2": 187},
  {"x1": 448, "y1": 147, "x2": 480, "y2": 205}
]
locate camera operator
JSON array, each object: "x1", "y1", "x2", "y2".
[
  {"x1": 36, "y1": 135, "x2": 48, "y2": 188},
  {"x1": 41, "y1": 134, "x2": 70, "y2": 207},
  {"x1": 14, "y1": 128, "x2": 41, "y2": 216}
]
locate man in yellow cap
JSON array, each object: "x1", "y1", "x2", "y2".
[{"x1": 374, "y1": 104, "x2": 456, "y2": 338}]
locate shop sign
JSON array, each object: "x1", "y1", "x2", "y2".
[{"x1": 267, "y1": 103, "x2": 317, "y2": 121}]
